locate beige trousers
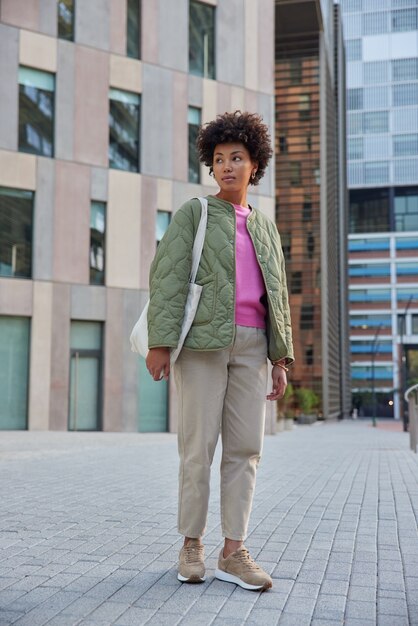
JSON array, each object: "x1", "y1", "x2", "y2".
[{"x1": 174, "y1": 325, "x2": 268, "y2": 541}]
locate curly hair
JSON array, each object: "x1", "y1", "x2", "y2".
[{"x1": 196, "y1": 111, "x2": 273, "y2": 186}]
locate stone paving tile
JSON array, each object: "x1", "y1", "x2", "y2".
[{"x1": 1, "y1": 422, "x2": 417, "y2": 625}]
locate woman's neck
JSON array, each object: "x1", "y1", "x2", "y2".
[{"x1": 215, "y1": 190, "x2": 248, "y2": 207}]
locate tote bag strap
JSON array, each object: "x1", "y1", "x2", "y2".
[{"x1": 189, "y1": 197, "x2": 208, "y2": 284}]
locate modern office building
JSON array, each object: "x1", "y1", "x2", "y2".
[
  {"x1": 274, "y1": 0, "x2": 351, "y2": 419},
  {"x1": 0, "y1": 0, "x2": 276, "y2": 431},
  {"x1": 340, "y1": 0, "x2": 418, "y2": 419}
]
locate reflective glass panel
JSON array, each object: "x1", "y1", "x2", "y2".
[
  {"x1": 349, "y1": 238, "x2": 390, "y2": 251},
  {"x1": 19, "y1": 66, "x2": 54, "y2": 157},
  {"x1": 393, "y1": 84, "x2": 418, "y2": 107},
  {"x1": 188, "y1": 106, "x2": 201, "y2": 183},
  {"x1": 392, "y1": 58, "x2": 418, "y2": 81},
  {"x1": 109, "y1": 88, "x2": 140, "y2": 172},
  {"x1": 58, "y1": 0, "x2": 74, "y2": 41},
  {"x1": 156, "y1": 210, "x2": 171, "y2": 245},
  {"x1": 391, "y1": 8, "x2": 418, "y2": 31},
  {"x1": 90, "y1": 201, "x2": 105, "y2": 286},
  {"x1": 189, "y1": 0, "x2": 215, "y2": 79},
  {"x1": 348, "y1": 263, "x2": 391, "y2": 277},
  {"x1": 393, "y1": 134, "x2": 418, "y2": 156},
  {"x1": 394, "y1": 189, "x2": 418, "y2": 231},
  {"x1": 127, "y1": 0, "x2": 141, "y2": 59},
  {"x1": 0, "y1": 187, "x2": 33, "y2": 278},
  {"x1": 363, "y1": 111, "x2": 389, "y2": 133},
  {"x1": 0, "y1": 317, "x2": 29, "y2": 430}
]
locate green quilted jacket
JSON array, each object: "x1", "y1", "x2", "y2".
[{"x1": 148, "y1": 195, "x2": 294, "y2": 364}]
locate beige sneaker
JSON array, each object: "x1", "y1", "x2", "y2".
[
  {"x1": 215, "y1": 545, "x2": 272, "y2": 591},
  {"x1": 177, "y1": 539, "x2": 206, "y2": 583}
]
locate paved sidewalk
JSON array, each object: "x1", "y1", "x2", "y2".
[{"x1": 0, "y1": 421, "x2": 417, "y2": 626}]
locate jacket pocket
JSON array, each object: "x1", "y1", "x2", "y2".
[{"x1": 192, "y1": 273, "x2": 217, "y2": 326}]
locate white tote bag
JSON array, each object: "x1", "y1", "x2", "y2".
[{"x1": 130, "y1": 197, "x2": 208, "y2": 365}]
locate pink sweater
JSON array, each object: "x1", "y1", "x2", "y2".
[{"x1": 233, "y1": 204, "x2": 267, "y2": 329}]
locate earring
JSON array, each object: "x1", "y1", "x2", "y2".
[{"x1": 251, "y1": 171, "x2": 256, "y2": 180}]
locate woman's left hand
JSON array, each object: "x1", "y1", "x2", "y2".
[{"x1": 267, "y1": 365, "x2": 287, "y2": 401}]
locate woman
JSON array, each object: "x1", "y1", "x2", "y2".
[{"x1": 146, "y1": 111, "x2": 294, "y2": 591}]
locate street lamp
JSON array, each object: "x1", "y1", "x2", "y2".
[
  {"x1": 371, "y1": 323, "x2": 383, "y2": 428},
  {"x1": 400, "y1": 295, "x2": 414, "y2": 432}
]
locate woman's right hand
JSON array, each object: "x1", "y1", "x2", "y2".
[{"x1": 146, "y1": 347, "x2": 171, "y2": 381}]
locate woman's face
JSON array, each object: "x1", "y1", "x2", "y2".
[{"x1": 212, "y1": 142, "x2": 257, "y2": 193}]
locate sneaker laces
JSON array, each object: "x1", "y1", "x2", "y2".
[
  {"x1": 234, "y1": 548, "x2": 262, "y2": 571},
  {"x1": 184, "y1": 543, "x2": 204, "y2": 564}
]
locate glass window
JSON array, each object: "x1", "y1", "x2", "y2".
[
  {"x1": 298, "y1": 94, "x2": 311, "y2": 120},
  {"x1": 156, "y1": 210, "x2": 171, "y2": 246},
  {"x1": 58, "y1": 0, "x2": 74, "y2": 41},
  {"x1": 300, "y1": 305, "x2": 314, "y2": 330},
  {"x1": 303, "y1": 196, "x2": 312, "y2": 222},
  {"x1": 351, "y1": 365, "x2": 393, "y2": 380},
  {"x1": 349, "y1": 288, "x2": 391, "y2": 302},
  {"x1": 392, "y1": 107, "x2": 418, "y2": 133},
  {"x1": 351, "y1": 340, "x2": 392, "y2": 354},
  {"x1": 289, "y1": 59, "x2": 302, "y2": 84},
  {"x1": 346, "y1": 39, "x2": 362, "y2": 62},
  {"x1": 397, "y1": 262, "x2": 418, "y2": 275},
  {"x1": 396, "y1": 236, "x2": 418, "y2": 250},
  {"x1": 342, "y1": 0, "x2": 362, "y2": 12},
  {"x1": 127, "y1": 0, "x2": 141, "y2": 59},
  {"x1": 364, "y1": 61, "x2": 389, "y2": 85},
  {"x1": 393, "y1": 134, "x2": 418, "y2": 156},
  {"x1": 291, "y1": 271, "x2": 302, "y2": 294},
  {"x1": 109, "y1": 88, "x2": 140, "y2": 172},
  {"x1": 69, "y1": 321, "x2": 102, "y2": 432},
  {"x1": 0, "y1": 187, "x2": 33, "y2": 278},
  {"x1": 189, "y1": 0, "x2": 215, "y2": 79},
  {"x1": 349, "y1": 188, "x2": 390, "y2": 233},
  {"x1": 364, "y1": 161, "x2": 390, "y2": 185},
  {"x1": 90, "y1": 201, "x2": 105, "y2": 286},
  {"x1": 392, "y1": 8, "x2": 418, "y2": 31},
  {"x1": 281, "y1": 233, "x2": 291, "y2": 260},
  {"x1": 348, "y1": 137, "x2": 363, "y2": 160},
  {"x1": 348, "y1": 112, "x2": 363, "y2": 135},
  {"x1": 279, "y1": 135, "x2": 288, "y2": 153},
  {"x1": 350, "y1": 314, "x2": 392, "y2": 329},
  {"x1": 366, "y1": 0, "x2": 389, "y2": 9},
  {"x1": 349, "y1": 263, "x2": 390, "y2": 277},
  {"x1": 393, "y1": 84, "x2": 418, "y2": 107},
  {"x1": 344, "y1": 14, "x2": 362, "y2": 38},
  {"x1": 19, "y1": 66, "x2": 54, "y2": 157},
  {"x1": 364, "y1": 86, "x2": 389, "y2": 110},
  {"x1": 394, "y1": 158, "x2": 418, "y2": 184},
  {"x1": 290, "y1": 162, "x2": 301, "y2": 186},
  {"x1": 392, "y1": 58, "x2": 418, "y2": 82},
  {"x1": 188, "y1": 106, "x2": 201, "y2": 183},
  {"x1": 306, "y1": 232, "x2": 315, "y2": 259},
  {"x1": 397, "y1": 288, "x2": 418, "y2": 301},
  {"x1": 305, "y1": 345, "x2": 313, "y2": 365},
  {"x1": 0, "y1": 317, "x2": 30, "y2": 430},
  {"x1": 348, "y1": 162, "x2": 364, "y2": 186},
  {"x1": 394, "y1": 189, "x2": 418, "y2": 231},
  {"x1": 363, "y1": 12, "x2": 389, "y2": 35},
  {"x1": 363, "y1": 111, "x2": 389, "y2": 133},
  {"x1": 349, "y1": 237, "x2": 390, "y2": 252},
  {"x1": 347, "y1": 88, "x2": 363, "y2": 110},
  {"x1": 364, "y1": 135, "x2": 390, "y2": 160},
  {"x1": 138, "y1": 357, "x2": 168, "y2": 432},
  {"x1": 412, "y1": 314, "x2": 418, "y2": 334}
]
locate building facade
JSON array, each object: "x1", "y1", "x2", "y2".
[
  {"x1": 274, "y1": 0, "x2": 351, "y2": 419},
  {"x1": 0, "y1": 0, "x2": 276, "y2": 431},
  {"x1": 340, "y1": 0, "x2": 418, "y2": 419}
]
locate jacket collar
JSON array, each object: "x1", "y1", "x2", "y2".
[{"x1": 207, "y1": 194, "x2": 256, "y2": 221}]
